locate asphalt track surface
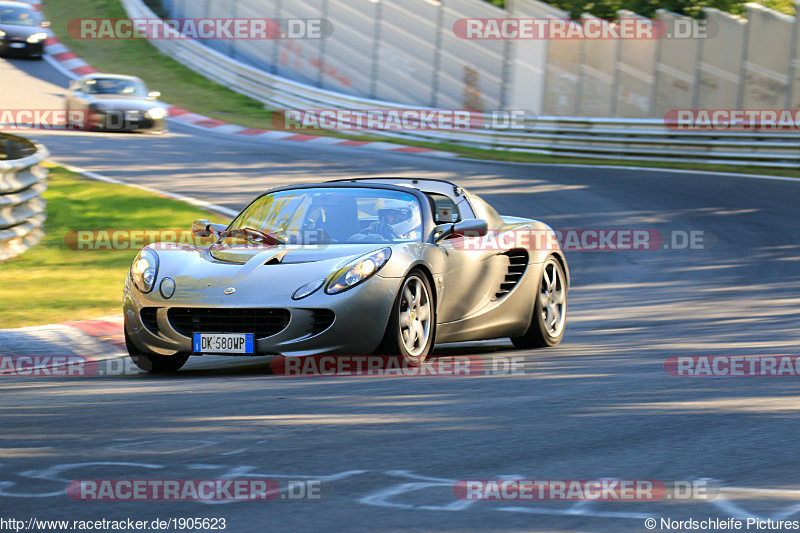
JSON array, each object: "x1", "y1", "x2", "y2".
[{"x1": 2, "y1": 56, "x2": 799, "y2": 532}]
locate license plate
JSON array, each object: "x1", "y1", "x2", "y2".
[
  {"x1": 9, "y1": 43, "x2": 25, "y2": 48},
  {"x1": 193, "y1": 333, "x2": 254, "y2": 354}
]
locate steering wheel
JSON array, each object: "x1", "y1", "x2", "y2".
[{"x1": 222, "y1": 227, "x2": 285, "y2": 245}]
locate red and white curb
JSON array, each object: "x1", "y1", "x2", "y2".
[
  {"x1": 0, "y1": 315, "x2": 126, "y2": 374},
  {"x1": 60, "y1": 314, "x2": 124, "y2": 348},
  {"x1": 28, "y1": 0, "x2": 453, "y2": 158}
]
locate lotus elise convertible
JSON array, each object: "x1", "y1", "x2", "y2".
[{"x1": 123, "y1": 178, "x2": 569, "y2": 371}]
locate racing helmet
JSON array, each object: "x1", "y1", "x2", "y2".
[{"x1": 376, "y1": 197, "x2": 421, "y2": 239}]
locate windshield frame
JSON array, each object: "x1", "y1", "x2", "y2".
[{"x1": 226, "y1": 184, "x2": 435, "y2": 246}]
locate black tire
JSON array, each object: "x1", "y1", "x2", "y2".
[
  {"x1": 377, "y1": 270, "x2": 436, "y2": 365},
  {"x1": 511, "y1": 256, "x2": 567, "y2": 349},
  {"x1": 125, "y1": 328, "x2": 189, "y2": 373}
]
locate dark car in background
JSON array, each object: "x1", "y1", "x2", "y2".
[
  {"x1": 0, "y1": 0, "x2": 49, "y2": 59},
  {"x1": 64, "y1": 74, "x2": 170, "y2": 133}
]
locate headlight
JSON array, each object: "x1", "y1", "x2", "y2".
[
  {"x1": 292, "y1": 278, "x2": 325, "y2": 300},
  {"x1": 146, "y1": 107, "x2": 167, "y2": 120},
  {"x1": 325, "y1": 248, "x2": 391, "y2": 294},
  {"x1": 0, "y1": 30, "x2": 6, "y2": 38},
  {"x1": 130, "y1": 248, "x2": 159, "y2": 293},
  {"x1": 27, "y1": 32, "x2": 47, "y2": 43}
]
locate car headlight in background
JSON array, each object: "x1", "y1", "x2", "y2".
[
  {"x1": 326, "y1": 248, "x2": 391, "y2": 294},
  {"x1": 130, "y1": 248, "x2": 159, "y2": 293},
  {"x1": 145, "y1": 107, "x2": 167, "y2": 120},
  {"x1": 0, "y1": 30, "x2": 6, "y2": 39},
  {"x1": 27, "y1": 32, "x2": 47, "y2": 43},
  {"x1": 292, "y1": 278, "x2": 326, "y2": 300}
]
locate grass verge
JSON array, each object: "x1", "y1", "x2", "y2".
[
  {"x1": 0, "y1": 164, "x2": 221, "y2": 328},
  {"x1": 41, "y1": 0, "x2": 799, "y2": 179}
]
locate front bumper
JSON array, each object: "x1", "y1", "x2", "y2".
[
  {"x1": 123, "y1": 273, "x2": 400, "y2": 357},
  {"x1": 91, "y1": 111, "x2": 166, "y2": 132},
  {"x1": 0, "y1": 39, "x2": 44, "y2": 57}
]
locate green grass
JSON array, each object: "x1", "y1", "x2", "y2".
[
  {"x1": 0, "y1": 165, "x2": 222, "y2": 328},
  {"x1": 41, "y1": 0, "x2": 799, "y2": 179}
]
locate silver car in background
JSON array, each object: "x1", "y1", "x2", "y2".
[
  {"x1": 123, "y1": 178, "x2": 569, "y2": 372},
  {"x1": 64, "y1": 74, "x2": 169, "y2": 133}
]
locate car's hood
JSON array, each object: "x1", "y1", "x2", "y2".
[
  {"x1": 0, "y1": 23, "x2": 44, "y2": 39},
  {"x1": 85, "y1": 96, "x2": 164, "y2": 111},
  {"x1": 208, "y1": 243, "x2": 390, "y2": 264},
  {"x1": 146, "y1": 243, "x2": 394, "y2": 304}
]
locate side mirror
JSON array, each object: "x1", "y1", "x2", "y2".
[
  {"x1": 192, "y1": 219, "x2": 211, "y2": 237},
  {"x1": 434, "y1": 218, "x2": 488, "y2": 243},
  {"x1": 148, "y1": 91, "x2": 161, "y2": 99},
  {"x1": 192, "y1": 219, "x2": 226, "y2": 238}
]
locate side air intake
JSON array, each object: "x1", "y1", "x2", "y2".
[{"x1": 494, "y1": 250, "x2": 528, "y2": 299}]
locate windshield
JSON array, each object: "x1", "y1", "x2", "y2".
[
  {"x1": 0, "y1": 6, "x2": 37, "y2": 26},
  {"x1": 84, "y1": 78, "x2": 148, "y2": 97},
  {"x1": 226, "y1": 187, "x2": 424, "y2": 245}
]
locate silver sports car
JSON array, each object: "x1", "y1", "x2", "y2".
[
  {"x1": 123, "y1": 178, "x2": 569, "y2": 372},
  {"x1": 64, "y1": 74, "x2": 169, "y2": 133}
]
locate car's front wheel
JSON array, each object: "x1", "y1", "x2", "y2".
[
  {"x1": 125, "y1": 329, "x2": 189, "y2": 372},
  {"x1": 511, "y1": 255, "x2": 567, "y2": 348},
  {"x1": 378, "y1": 270, "x2": 435, "y2": 365}
]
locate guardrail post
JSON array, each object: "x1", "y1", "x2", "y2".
[
  {"x1": 229, "y1": 0, "x2": 238, "y2": 59},
  {"x1": 430, "y1": 0, "x2": 445, "y2": 107},
  {"x1": 316, "y1": 0, "x2": 330, "y2": 88},
  {"x1": 271, "y1": 0, "x2": 282, "y2": 74},
  {"x1": 736, "y1": 12, "x2": 750, "y2": 110},
  {"x1": 786, "y1": 3, "x2": 799, "y2": 109},
  {"x1": 369, "y1": 0, "x2": 383, "y2": 99}
]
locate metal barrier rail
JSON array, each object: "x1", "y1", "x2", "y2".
[
  {"x1": 122, "y1": 0, "x2": 800, "y2": 169},
  {"x1": 0, "y1": 133, "x2": 49, "y2": 261}
]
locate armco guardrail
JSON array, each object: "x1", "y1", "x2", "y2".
[
  {"x1": 122, "y1": 0, "x2": 800, "y2": 169},
  {"x1": 0, "y1": 133, "x2": 49, "y2": 261}
]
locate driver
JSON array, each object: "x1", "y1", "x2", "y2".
[{"x1": 364, "y1": 198, "x2": 420, "y2": 240}]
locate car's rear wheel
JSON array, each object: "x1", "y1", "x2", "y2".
[
  {"x1": 511, "y1": 256, "x2": 567, "y2": 348},
  {"x1": 378, "y1": 270, "x2": 435, "y2": 365},
  {"x1": 125, "y1": 328, "x2": 189, "y2": 373}
]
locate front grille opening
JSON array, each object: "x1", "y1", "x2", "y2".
[
  {"x1": 167, "y1": 308, "x2": 291, "y2": 339},
  {"x1": 494, "y1": 249, "x2": 529, "y2": 299},
  {"x1": 310, "y1": 309, "x2": 335, "y2": 336},
  {"x1": 140, "y1": 308, "x2": 160, "y2": 334}
]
